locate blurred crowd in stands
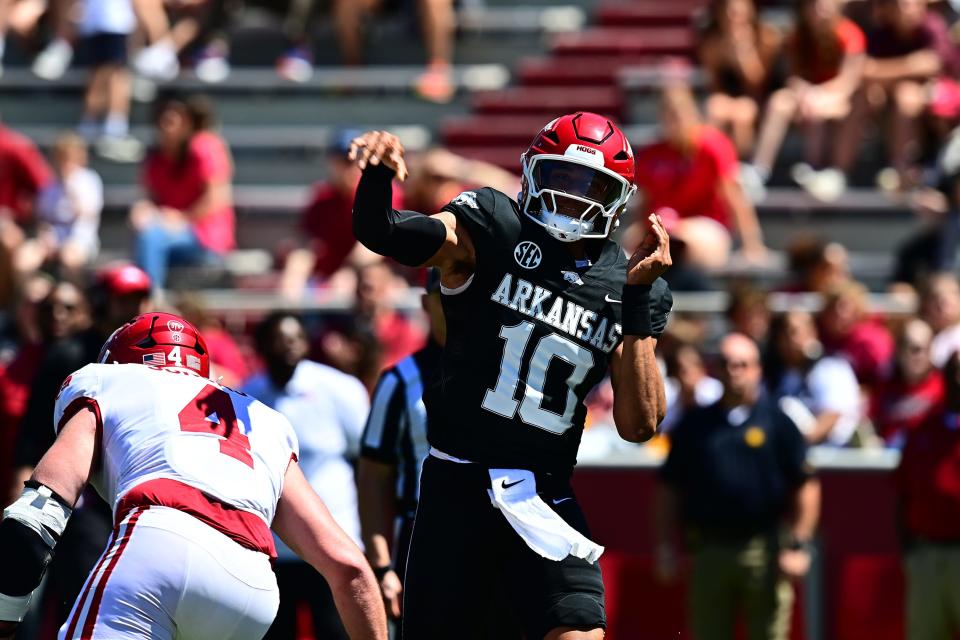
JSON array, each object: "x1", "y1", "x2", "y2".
[{"x1": 5, "y1": 0, "x2": 960, "y2": 635}]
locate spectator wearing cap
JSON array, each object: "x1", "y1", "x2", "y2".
[
  {"x1": 655, "y1": 333, "x2": 820, "y2": 640},
  {"x1": 921, "y1": 272, "x2": 960, "y2": 367},
  {"x1": 15, "y1": 132, "x2": 103, "y2": 276},
  {"x1": 243, "y1": 311, "x2": 369, "y2": 640},
  {"x1": 358, "y1": 269, "x2": 445, "y2": 624},
  {"x1": 872, "y1": 318, "x2": 944, "y2": 447},
  {"x1": 9, "y1": 263, "x2": 149, "y2": 630},
  {"x1": 744, "y1": 0, "x2": 866, "y2": 202},
  {"x1": 633, "y1": 83, "x2": 768, "y2": 268},
  {"x1": 896, "y1": 350, "x2": 960, "y2": 640},
  {"x1": 131, "y1": 96, "x2": 235, "y2": 291},
  {"x1": 280, "y1": 130, "x2": 396, "y2": 300},
  {"x1": 766, "y1": 310, "x2": 863, "y2": 446}
]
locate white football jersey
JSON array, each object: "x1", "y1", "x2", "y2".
[{"x1": 54, "y1": 363, "x2": 299, "y2": 537}]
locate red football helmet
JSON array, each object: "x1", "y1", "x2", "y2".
[
  {"x1": 98, "y1": 312, "x2": 210, "y2": 377},
  {"x1": 520, "y1": 112, "x2": 637, "y2": 242}
]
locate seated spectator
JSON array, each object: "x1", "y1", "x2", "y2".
[
  {"x1": 132, "y1": 0, "x2": 229, "y2": 82},
  {"x1": 698, "y1": 0, "x2": 781, "y2": 158},
  {"x1": 871, "y1": 318, "x2": 943, "y2": 447},
  {"x1": 279, "y1": 130, "x2": 394, "y2": 300},
  {"x1": 827, "y1": 0, "x2": 952, "y2": 196},
  {"x1": 633, "y1": 84, "x2": 769, "y2": 267},
  {"x1": 328, "y1": 0, "x2": 455, "y2": 101},
  {"x1": 818, "y1": 280, "x2": 894, "y2": 386},
  {"x1": 660, "y1": 341, "x2": 723, "y2": 434},
  {"x1": 744, "y1": 0, "x2": 865, "y2": 202},
  {"x1": 0, "y1": 272, "x2": 52, "y2": 362},
  {"x1": 76, "y1": 0, "x2": 143, "y2": 162},
  {"x1": 726, "y1": 282, "x2": 771, "y2": 348},
  {"x1": 0, "y1": 118, "x2": 53, "y2": 287},
  {"x1": 15, "y1": 132, "x2": 103, "y2": 276},
  {"x1": 319, "y1": 262, "x2": 426, "y2": 384},
  {"x1": 921, "y1": 271, "x2": 960, "y2": 366},
  {"x1": 131, "y1": 96, "x2": 235, "y2": 291},
  {"x1": 0, "y1": 279, "x2": 88, "y2": 502},
  {"x1": 781, "y1": 235, "x2": 850, "y2": 293},
  {"x1": 767, "y1": 310, "x2": 863, "y2": 446}
]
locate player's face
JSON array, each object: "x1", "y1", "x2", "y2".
[{"x1": 535, "y1": 160, "x2": 621, "y2": 219}]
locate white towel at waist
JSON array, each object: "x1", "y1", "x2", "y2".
[{"x1": 487, "y1": 468, "x2": 604, "y2": 564}]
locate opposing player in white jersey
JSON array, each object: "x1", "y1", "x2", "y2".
[{"x1": 0, "y1": 312, "x2": 387, "y2": 640}]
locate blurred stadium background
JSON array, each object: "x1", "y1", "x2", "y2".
[{"x1": 3, "y1": 0, "x2": 960, "y2": 637}]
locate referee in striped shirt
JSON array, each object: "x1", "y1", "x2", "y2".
[{"x1": 358, "y1": 269, "x2": 444, "y2": 622}]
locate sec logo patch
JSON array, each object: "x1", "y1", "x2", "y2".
[
  {"x1": 744, "y1": 426, "x2": 766, "y2": 448},
  {"x1": 514, "y1": 241, "x2": 542, "y2": 269}
]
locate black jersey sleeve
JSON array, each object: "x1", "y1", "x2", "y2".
[
  {"x1": 440, "y1": 187, "x2": 522, "y2": 258},
  {"x1": 360, "y1": 368, "x2": 407, "y2": 464}
]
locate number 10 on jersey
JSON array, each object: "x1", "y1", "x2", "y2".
[{"x1": 482, "y1": 321, "x2": 594, "y2": 435}]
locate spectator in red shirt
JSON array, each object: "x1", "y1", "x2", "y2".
[
  {"x1": 697, "y1": 0, "x2": 782, "y2": 159},
  {"x1": 0, "y1": 278, "x2": 89, "y2": 503},
  {"x1": 177, "y1": 294, "x2": 250, "y2": 388},
  {"x1": 872, "y1": 318, "x2": 944, "y2": 447},
  {"x1": 896, "y1": 350, "x2": 960, "y2": 640},
  {"x1": 318, "y1": 262, "x2": 425, "y2": 388},
  {"x1": 744, "y1": 0, "x2": 866, "y2": 202},
  {"x1": 818, "y1": 280, "x2": 894, "y2": 386},
  {"x1": 131, "y1": 96, "x2": 235, "y2": 291},
  {"x1": 280, "y1": 131, "x2": 397, "y2": 300},
  {"x1": 633, "y1": 83, "x2": 768, "y2": 269},
  {"x1": 830, "y1": 0, "x2": 952, "y2": 196}
]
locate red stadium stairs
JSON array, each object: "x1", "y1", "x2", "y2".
[{"x1": 441, "y1": 0, "x2": 707, "y2": 171}]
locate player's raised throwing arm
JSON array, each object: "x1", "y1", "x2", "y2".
[
  {"x1": 272, "y1": 461, "x2": 388, "y2": 640},
  {"x1": 610, "y1": 213, "x2": 673, "y2": 442},
  {"x1": 349, "y1": 130, "x2": 475, "y2": 279}
]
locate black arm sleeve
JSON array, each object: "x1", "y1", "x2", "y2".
[
  {"x1": 352, "y1": 163, "x2": 447, "y2": 266},
  {"x1": 0, "y1": 518, "x2": 54, "y2": 597}
]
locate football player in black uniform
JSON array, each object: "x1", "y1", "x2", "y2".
[{"x1": 350, "y1": 112, "x2": 672, "y2": 640}]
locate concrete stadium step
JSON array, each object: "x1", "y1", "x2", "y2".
[
  {"x1": 0, "y1": 90, "x2": 472, "y2": 128},
  {"x1": 551, "y1": 27, "x2": 696, "y2": 58},
  {"x1": 517, "y1": 56, "x2": 665, "y2": 86},
  {"x1": 595, "y1": 2, "x2": 702, "y2": 27},
  {"x1": 472, "y1": 86, "x2": 625, "y2": 119}
]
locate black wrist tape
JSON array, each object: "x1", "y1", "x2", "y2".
[{"x1": 621, "y1": 284, "x2": 653, "y2": 337}]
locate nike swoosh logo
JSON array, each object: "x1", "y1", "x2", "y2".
[
  {"x1": 605, "y1": 295, "x2": 621, "y2": 304},
  {"x1": 501, "y1": 479, "x2": 525, "y2": 489},
  {"x1": 552, "y1": 497, "x2": 572, "y2": 505}
]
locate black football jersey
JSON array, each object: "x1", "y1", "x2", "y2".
[{"x1": 426, "y1": 187, "x2": 627, "y2": 473}]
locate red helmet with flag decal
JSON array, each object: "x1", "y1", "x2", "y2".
[
  {"x1": 519, "y1": 112, "x2": 637, "y2": 242},
  {"x1": 98, "y1": 312, "x2": 210, "y2": 378}
]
